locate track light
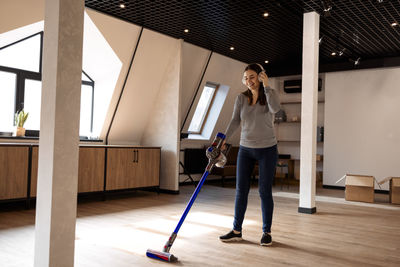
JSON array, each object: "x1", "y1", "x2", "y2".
[
  {"x1": 321, "y1": 0, "x2": 333, "y2": 17},
  {"x1": 319, "y1": 35, "x2": 324, "y2": 44},
  {"x1": 354, "y1": 57, "x2": 361, "y2": 66}
]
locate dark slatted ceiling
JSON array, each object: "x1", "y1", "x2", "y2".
[{"x1": 85, "y1": 0, "x2": 400, "y2": 76}]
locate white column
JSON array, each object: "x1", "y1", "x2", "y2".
[
  {"x1": 34, "y1": 0, "x2": 84, "y2": 266},
  {"x1": 299, "y1": 12, "x2": 319, "y2": 214}
]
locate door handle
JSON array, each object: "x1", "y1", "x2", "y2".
[
  {"x1": 133, "y1": 150, "x2": 137, "y2": 163},
  {"x1": 132, "y1": 149, "x2": 140, "y2": 163}
]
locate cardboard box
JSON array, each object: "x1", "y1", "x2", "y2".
[
  {"x1": 378, "y1": 177, "x2": 400, "y2": 204},
  {"x1": 337, "y1": 174, "x2": 375, "y2": 203}
]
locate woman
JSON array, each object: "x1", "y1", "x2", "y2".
[{"x1": 219, "y1": 63, "x2": 280, "y2": 246}]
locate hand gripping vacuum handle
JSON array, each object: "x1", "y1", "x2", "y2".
[{"x1": 205, "y1": 132, "x2": 227, "y2": 172}]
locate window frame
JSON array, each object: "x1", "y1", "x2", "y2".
[
  {"x1": 0, "y1": 31, "x2": 95, "y2": 135},
  {"x1": 187, "y1": 82, "x2": 219, "y2": 134}
]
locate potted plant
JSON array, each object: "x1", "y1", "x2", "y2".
[{"x1": 14, "y1": 109, "x2": 29, "y2": 137}]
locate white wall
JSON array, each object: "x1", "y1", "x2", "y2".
[
  {"x1": 141, "y1": 39, "x2": 182, "y2": 191},
  {"x1": 0, "y1": 0, "x2": 44, "y2": 34},
  {"x1": 323, "y1": 67, "x2": 400, "y2": 190},
  {"x1": 180, "y1": 43, "x2": 210, "y2": 127},
  {"x1": 107, "y1": 29, "x2": 180, "y2": 144}
]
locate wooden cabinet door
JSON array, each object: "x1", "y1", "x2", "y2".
[
  {"x1": 31, "y1": 147, "x2": 105, "y2": 196},
  {"x1": 106, "y1": 148, "x2": 138, "y2": 190},
  {"x1": 135, "y1": 149, "x2": 160, "y2": 188},
  {"x1": 78, "y1": 147, "x2": 105, "y2": 193},
  {"x1": 0, "y1": 146, "x2": 29, "y2": 200}
]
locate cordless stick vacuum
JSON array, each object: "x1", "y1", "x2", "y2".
[{"x1": 146, "y1": 132, "x2": 227, "y2": 262}]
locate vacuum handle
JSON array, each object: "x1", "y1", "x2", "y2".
[
  {"x1": 206, "y1": 132, "x2": 226, "y2": 171},
  {"x1": 171, "y1": 132, "x2": 226, "y2": 237}
]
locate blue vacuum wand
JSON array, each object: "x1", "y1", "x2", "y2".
[{"x1": 146, "y1": 132, "x2": 227, "y2": 262}]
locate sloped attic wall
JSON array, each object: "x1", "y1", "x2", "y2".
[{"x1": 0, "y1": 1, "x2": 140, "y2": 140}]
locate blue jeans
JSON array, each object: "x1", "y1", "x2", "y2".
[{"x1": 233, "y1": 145, "x2": 277, "y2": 233}]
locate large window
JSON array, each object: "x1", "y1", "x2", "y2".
[
  {"x1": 0, "y1": 71, "x2": 17, "y2": 132},
  {"x1": 188, "y1": 83, "x2": 218, "y2": 134},
  {"x1": 0, "y1": 31, "x2": 95, "y2": 136}
]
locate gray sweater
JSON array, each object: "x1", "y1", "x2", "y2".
[{"x1": 225, "y1": 86, "x2": 280, "y2": 148}]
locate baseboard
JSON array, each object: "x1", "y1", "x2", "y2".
[
  {"x1": 159, "y1": 189, "x2": 180, "y2": 194},
  {"x1": 298, "y1": 207, "x2": 317, "y2": 214},
  {"x1": 323, "y1": 184, "x2": 388, "y2": 194},
  {"x1": 323, "y1": 185, "x2": 345, "y2": 190},
  {"x1": 374, "y1": 189, "x2": 389, "y2": 194},
  {"x1": 179, "y1": 176, "x2": 237, "y2": 186}
]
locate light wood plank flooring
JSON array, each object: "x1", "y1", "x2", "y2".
[{"x1": 1, "y1": 183, "x2": 399, "y2": 267}]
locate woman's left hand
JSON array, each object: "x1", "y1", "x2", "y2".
[{"x1": 259, "y1": 71, "x2": 269, "y2": 87}]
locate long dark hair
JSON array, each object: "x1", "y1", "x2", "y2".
[{"x1": 242, "y1": 63, "x2": 266, "y2": 106}]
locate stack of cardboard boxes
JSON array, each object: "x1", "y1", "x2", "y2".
[{"x1": 337, "y1": 174, "x2": 400, "y2": 204}]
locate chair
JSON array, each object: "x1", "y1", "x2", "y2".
[{"x1": 275, "y1": 161, "x2": 290, "y2": 189}]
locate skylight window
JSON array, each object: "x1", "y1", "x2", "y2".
[{"x1": 188, "y1": 83, "x2": 218, "y2": 134}]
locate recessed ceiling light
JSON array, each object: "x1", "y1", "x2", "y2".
[
  {"x1": 120, "y1": 3, "x2": 125, "y2": 8},
  {"x1": 265, "y1": 60, "x2": 269, "y2": 63},
  {"x1": 331, "y1": 52, "x2": 336, "y2": 56},
  {"x1": 391, "y1": 22, "x2": 398, "y2": 27},
  {"x1": 230, "y1": 47, "x2": 234, "y2": 51},
  {"x1": 184, "y1": 29, "x2": 189, "y2": 33},
  {"x1": 263, "y1": 12, "x2": 269, "y2": 17}
]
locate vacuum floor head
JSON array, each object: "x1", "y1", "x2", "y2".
[{"x1": 146, "y1": 249, "x2": 178, "y2": 262}]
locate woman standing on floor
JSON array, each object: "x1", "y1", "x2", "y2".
[{"x1": 219, "y1": 63, "x2": 280, "y2": 246}]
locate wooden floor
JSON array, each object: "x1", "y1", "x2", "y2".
[{"x1": 1, "y1": 182, "x2": 400, "y2": 267}]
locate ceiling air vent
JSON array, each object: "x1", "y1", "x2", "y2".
[{"x1": 283, "y1": 79, "x2": 322, "y2": 93}]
